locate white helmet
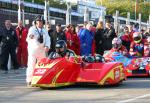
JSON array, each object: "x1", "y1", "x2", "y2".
[{"x1": 112, "y1": 38, "x2": 122, "y2": 49}]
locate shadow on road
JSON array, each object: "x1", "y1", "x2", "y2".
[{"x1": 38, "y1": 77, "x2": 150, "y2": 91}]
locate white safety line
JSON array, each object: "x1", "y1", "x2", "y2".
[{"x1": 117, "y1": 94, "x2": 150, "y2": 103}]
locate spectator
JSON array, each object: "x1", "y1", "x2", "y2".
[
  {"x1": 26, "y1": 15, "x2": 50, "y2": 86},
  {"x1": 0, "y1": 20, "x2": 19, "y2": 74},
  {"x1": 144, "y1": 36, "x2": 150, "y2": 57},
  {"x1": 127, "y1": 24, "x2": 135, "y2": 42},
  {"x1": 120, "y1": 26, "x2": 132, "y2": 51},
  {"x1": 51, "y1": 24, "x2": 66, "y2": 52},
  {"x1": 75, "y1": 25, "x2": 80, "y2": 36},
  {"x1": 95, "y1": 21, "x2": 104, "y2": 55},
  {"x1": 133, "y1": 23, "x2": 139, "y2": 32},
  {"x1": 46, "y1": 23, "x2": 53, "y2": 36},
  {"x1": 65, "y1": 24, "x2": 80, "y2": 55},
  {"x1": 46, "y1": 23, "x2": 54, "y2": 54},
  {"x1": 103, "y1": 20, "x2": 116, "y2": 51},
  {"x1": 16, "y1": 20, "x2": 28, "y2": 68},
  {"x1": 78, "y1": 22, "x2": 94, "y2": 56},
  {"x1": 144, "y1": 27, "x2": 150, "y2": 37}
]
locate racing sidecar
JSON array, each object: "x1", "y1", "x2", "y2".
[
  {"x1": 104, "y1": 52, "x2": 150, "y2": 77},
  {"x1": 31, "y1": 56, "x2": 126, "y2": 88}
]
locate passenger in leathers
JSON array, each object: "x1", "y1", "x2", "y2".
[
  {"x1": 104, "y1": 38, "x2": 128, "y2": 61},
  {"x1": 129, "y1": 32, "x2": 145, "y2": 57},
  {"x1": 49, "y1": 40, "x2": 75, "y2": 59},
  {"x1": 16, "y1": 21, "x2": 28, "y2": 67},
  {"x1": 26, "y1": 15, "x2": 50, "y2": 86},
  {"x1": 111, "y1": 38, "x2": 128, "y2": 56},
  {"x1": 0, "y1": 20, "x2": 19, "y2": 73}
]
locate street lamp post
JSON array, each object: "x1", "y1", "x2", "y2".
[
  {"x1": 148, "y1": 15, "x2": 150, "y2": 28},
  {"x1": 114, "y1": 10, "x2": 119, "y2": 34},
  {"x1": 32, "y1": 0, "x2": 34, "y2": 3},
  {"x1": 84, "y1": 1, "x2": 89, "y2": 22},
  {"x1": 18, "y1": 0, "x2": 21, "y2": 22},
  {"x1": 126, "y1": 12, "x2": 130, "y2": 25},
  {"x1": 84, "y1": 6, "x2": 89, "y2": 22},
  {"x1": 135, "y1": 0, "x2": 138, "y2": 20},
  {"x1": 48, "y1": 1, "x2": 50, "y2": 23},
  {"x1": 66, "y1": 1, "x2": 72, "y2": 25},
  {"x1": 138, "y1": 13, "x2": 141, "y2": 31},
  {"x1": 44, "y1": 0, "x2": 49, "y2": 26},
  {"x1": 65, "y1": 0, "x2": 78, "y2": 25},
  {"x1": 18, "y1": 0, "x2": 25, "y2": 26}
]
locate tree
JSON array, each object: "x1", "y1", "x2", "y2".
[{"x1": 96, "y1": 0, "x2": 150, "y2": 22}]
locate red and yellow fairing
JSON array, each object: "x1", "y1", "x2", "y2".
[
  {"x1": 31, "y1": 57, "x2": 126, "y2": 88},
  {"x1": 125, "y1": 58, "x2": 150, "y2": 77},
  {"x1": 31, "y1": 58, "x2": 80, "y2": 87},
  {"x1": 77, "y1": 62, "x2": 125, "y2": 85}
]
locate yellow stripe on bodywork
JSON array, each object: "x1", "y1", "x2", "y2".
[
  {"x1": 35, "y1": 60, "x2": 60, "y2": 69},
  {"x1": 52, "y1": 69, "x2": 64, "y2": 85},
  {"x1": 31, "y1": 76, "x2": 42, "y2": 85},
  {"x1": 99, "y1": 65, "x2": 124, "y2": 85},
  {"x1": 31, "y1": 69, "x2": 68, "y2": 87},
  {"x1": 32, "y1": 82, "x2": 74, "y2": 88}
]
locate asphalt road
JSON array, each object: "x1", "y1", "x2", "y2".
[{"x1": 0, "y1": 69, "x2": 150, "y2": 103}]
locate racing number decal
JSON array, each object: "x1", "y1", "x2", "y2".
[{"x1": 114, "y1": 69, "x2": 120, "y2": 80}]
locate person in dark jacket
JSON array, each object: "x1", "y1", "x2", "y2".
[
  {"x1": 103, "y1": 21, "x2": 116, "y2": 51},
  {"x1": 46, "y1": 23, "x2": 54, "y2": 54},
  {"x1": 0, "y1": 20, "x2": 19, "y2": 74},
  {"x1": 51, "y1": 24, "x2": 66, "y2": 52},
  {"x1": 95, "y1": 21, "x2": 104, "y2": 55}
]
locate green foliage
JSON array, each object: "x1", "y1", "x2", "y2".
[{"x1": 96, "y1": 0, "x2": 150, "y2": 22}]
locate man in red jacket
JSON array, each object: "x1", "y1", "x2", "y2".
[{"x1": 16, "y1": 21, "x2": 28, "y2": 68}]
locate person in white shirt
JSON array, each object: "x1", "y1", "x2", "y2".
[{"x1": 26, "y1": 15, "x2": 50, "y2": 86}]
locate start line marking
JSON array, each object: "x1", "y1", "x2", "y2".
[{"x1": 117, "y1": 94, "x2": 150, "y2": 103}]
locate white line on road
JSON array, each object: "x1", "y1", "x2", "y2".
[{"x1": 117, "y1": 94, "x2": 150, "y2": 103}]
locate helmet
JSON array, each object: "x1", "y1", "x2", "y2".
[
  {"x1": 112, "y1": 38, "x2": 122, "y2": 49},
  {"x1": 84, "y1": 56, "x2": 95, "y2": 63},
  {"x1": 133, "y1": 32, "x2": 142, "y2": 43},
  {"x1": 95, "y1": 54, "x2": 105, "y2": 62},
  {"x1": 34, "y1": 15, "x2": 45, "y2": 25},
  {"x1": 55, "y1": 40, "x2": 67, "y2": 57}
]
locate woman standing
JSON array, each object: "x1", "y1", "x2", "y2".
[
  {"x1": 65, "y1": 25, "x2": 80, "y2": 55},
  {"x1": 95, "y1": 21, "x2": 104, "y2": 55}
]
